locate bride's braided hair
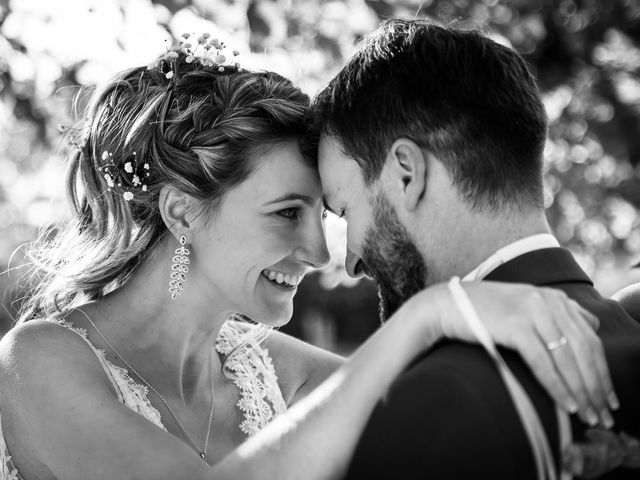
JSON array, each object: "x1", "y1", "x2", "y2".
[{"x1": 18, "y1": 53, "x2": 310, "y2": 323}]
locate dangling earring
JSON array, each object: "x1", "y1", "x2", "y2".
[{"x1": 169, "y1": 234, "x2": 190, "y2": 300}]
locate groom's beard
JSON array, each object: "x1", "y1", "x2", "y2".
[{"x1": 360, "y1": 193, "x2": 427, "y2": 322}]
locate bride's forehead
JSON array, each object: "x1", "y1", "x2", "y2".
[{"x1": 230, "y1": 145, "x2": 322, "y2": 199}]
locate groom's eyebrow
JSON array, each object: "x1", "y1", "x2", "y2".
[{"x1": 265, "y1": 193, "x2": 315, "y2": 206}]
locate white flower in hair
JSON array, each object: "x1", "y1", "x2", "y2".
[
  {"x1": 98, "y1": 150, "x2": 149, "y2": 199},
  {"x1": 151, "y1": 32, "x2": 243, "y2": 83},
  {"x1": 104, "y1": 173, "x2": 115, "y2": 188}
]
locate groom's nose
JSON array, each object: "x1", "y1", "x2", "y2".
[{"x1": 346, "y1": 248, "x2": 366, "y2": 278}]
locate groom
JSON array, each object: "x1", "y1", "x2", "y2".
[{"x1": 311, "y1": 19, "x2": 640, "y2": 479}]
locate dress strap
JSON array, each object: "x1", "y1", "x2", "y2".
[
  {"x1": 48, "y1": 318, "x2": 165, "y2": 430},
  {"x1": 215, "y1": 318, "x2": 287, "y2": 436},
  {"x1": 49, "y1": 319, "x2": 125, "y2": 400}
]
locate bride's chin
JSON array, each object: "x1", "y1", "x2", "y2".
[
  {"x1": 261, "y1": 310, "x2": 293, "y2": 328},
  {"x1": 251, "y1": 304, "x2": 294, "y2": 328}
]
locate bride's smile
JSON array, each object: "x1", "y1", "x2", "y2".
[
  {"x1": 189, "y1": 139, "x2": 328, "y2": 327},
  {"x1": 260, "y1": 269, "x2": 304, "y2": 288}
]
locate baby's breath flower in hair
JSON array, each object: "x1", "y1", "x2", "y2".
[
  {"x1": 148, "y1": 32, "x2": 243, "y2": 82},
  {"x1": 98, "y1": 150, "x2": 150, "y2": 201}
]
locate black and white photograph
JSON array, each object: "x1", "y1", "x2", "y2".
[{"x1": 0, "y1": 0, "x2": 639, "y2": 478}]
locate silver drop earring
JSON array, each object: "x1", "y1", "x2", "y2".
[{"x1": 169, "y1": 234, "x2": 190, "y2": 299}]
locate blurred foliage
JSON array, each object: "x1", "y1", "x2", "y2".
[{"x1": 1, "y1": 0, "x2": 640, "y2": 340}]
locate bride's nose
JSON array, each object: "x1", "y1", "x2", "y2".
[{"x1": 293, "y1": 216, "x2": 330, "y2": 269}]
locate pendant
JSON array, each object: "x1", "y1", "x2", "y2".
[{"x1": 200, "y1": 451, "x2": 207, "y2": 462}]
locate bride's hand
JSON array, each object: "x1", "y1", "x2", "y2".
[{"x1": 403, "y1": 281, "x2": 617, "y2": 429}]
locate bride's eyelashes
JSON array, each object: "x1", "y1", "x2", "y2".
[
  {"x1": 275, "y1": 206, "x2": 328, "y2": 221},
  {"x1": 276, "y1": 207, "x2": 300, "y2": 220}
]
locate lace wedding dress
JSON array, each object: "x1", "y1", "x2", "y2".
[{"x1": 0, "y1": 317, "x2": 287, "y2": 479}]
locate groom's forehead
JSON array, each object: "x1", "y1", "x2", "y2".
[
  {"x1": 318, "y1": 141, "x2": 370, "y2": 212},
  {"x1": 317, "y1": 135, "x2": 353, "y2": 177},
  {"x1": 318, "y1": 155, "x2": 357, "y2": 202}
]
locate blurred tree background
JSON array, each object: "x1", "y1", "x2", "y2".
[{"x1": 0, "y1": 0, "x2": 639, "y2": 351}]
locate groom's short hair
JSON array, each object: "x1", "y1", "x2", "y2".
[{"x1": 311, "y1": 19, "x2": 547, "y2": 211}]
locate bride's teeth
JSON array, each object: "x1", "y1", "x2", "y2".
[{"x1": 263, "y1": 269, "x2": 302, "y2": 287}]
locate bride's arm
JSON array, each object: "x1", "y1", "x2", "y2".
[
  {"x1": 0, "y1": 281, "x2": 613, "y2": 480},
  {"x1": 212, "y1": 281, "x2": 614, "y2": 480}
]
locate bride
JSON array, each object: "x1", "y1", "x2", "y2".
[{"x1": 0, "y1": 40, "x2": 614, "y2": 479}]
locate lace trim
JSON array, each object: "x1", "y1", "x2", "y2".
[
  {"x1": 50, "y1": 317, "x2": 286, "y2": 436},
  {"x1": 216, "y1": 320, "x2": 287, "y2": 436},
  {"x1": 49, "y1": 319, "x2": 165, "y2": 430}
]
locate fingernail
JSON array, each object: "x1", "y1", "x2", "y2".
[
  {"x1": 566, "y1": 400, "x2": 579, "y2": 414},
  {"x1": 585, "y1": 408, "x2": 599, "y2": 426},
  {"x1": 601, "y1": 409, "x2": 614, "y2": 429},
  {"x1": 608, "y1": 392, "x2": 620, "y2": 410}
]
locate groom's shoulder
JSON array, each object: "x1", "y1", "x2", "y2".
[
  {"x1": 394, "y1": 340, "x2": 555, "y2": 442},
  {"x1": 380, "y1": 340, "x2": 545, "y2": 443},
  {"x1": 348, "y1": 342, "x2": 540, "y2": 479},
  {"x1": 391, "y1": 340, "x2": 516, "y2": 404}
]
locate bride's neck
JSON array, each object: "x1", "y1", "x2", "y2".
[{"x1": 89, "y1": 244, "x2": 232, "y2": 399}]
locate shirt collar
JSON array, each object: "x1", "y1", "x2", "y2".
[{"x1": 462, "y1": 233, "x2": 560, "y2": 282}]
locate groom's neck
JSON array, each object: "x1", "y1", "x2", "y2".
[{"x1": 421, "y1": 207, "x2": 551, "y2": 284}]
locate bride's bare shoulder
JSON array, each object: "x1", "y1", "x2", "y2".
[
  {"x1": 0, "y1": 316, "x2": 111, "y2": 391},
  {"x1": 265, "y1": 330, "x2": 345, "y2": 405}
]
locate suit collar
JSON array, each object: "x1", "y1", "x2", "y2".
[
  {"x1": 484, "y1": 247, "x2": 593, "y2": 287},
  {"x1": 463, "y1": 234, "x2": 559, "y2": 282}
]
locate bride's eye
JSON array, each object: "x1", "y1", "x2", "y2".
[
  {"x1": 277, "y1": 207, "x2": 299, "y2": 220},
  {"x1": 322, "y1": 208, "x2": 328, "y2": 219}
]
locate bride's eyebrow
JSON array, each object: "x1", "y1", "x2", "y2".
[{"x1": 264, "y1": 193, "x2": 315, "y2": 206}]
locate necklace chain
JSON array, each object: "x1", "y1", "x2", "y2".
[{"x1": 77, "y1": 308, "x2": 215, "y2": 463}]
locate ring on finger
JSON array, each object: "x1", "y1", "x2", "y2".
[{"x1": 546, "y1": 336, "x2": 569, "y2": 351}]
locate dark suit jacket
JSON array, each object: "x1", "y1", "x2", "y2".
[
  {"x1": 614, "y1": 282, "x2": 640, "y2": 323},
  {"x1": 346, "y1": 248, "x2": 640, "y2": 480}
]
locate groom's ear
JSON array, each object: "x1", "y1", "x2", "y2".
[{"x1": 383, "y1": 138, "x2": 427, "y2": 212}]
